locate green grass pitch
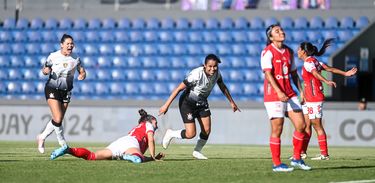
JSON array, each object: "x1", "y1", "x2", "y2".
[{"x1": 0, "y1": 141, "x2": 375, "y2": 183}]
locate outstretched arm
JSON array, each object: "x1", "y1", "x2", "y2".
[
  {"x1": 311, "y1": 70, "x2": 336, "y2": 88},
  {"x1": 217, "y1": 80, "x2": 241, "y2": 112},
  {"x1": 322, "y1": 65, "x2": 357, "y2": 77},
  {"x1": 159, "y1": 82, "x2": 186, "y2": 115},
  {"x1": 77, "y1": 66, "x2": 86, "y2": 80}
]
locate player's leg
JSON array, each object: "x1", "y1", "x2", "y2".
[
  {"x1": 302, "y1": 113, "x2": 312, "y2": 157},
  {"x1": 48, "y1": 99, "x2": 68, "y2": 147},
  {"x1": 37, "y1": 119, "x2": 54, "y2": 153},
  {"x1": 311, "y1": 118, "x2": 329, "y2": 160},
  {"x1": 193, "y1": 116, "x2": 211, "y2": 160},
  {"x1": 123, "y1": 148, "x2": 144, "y2": 163}
]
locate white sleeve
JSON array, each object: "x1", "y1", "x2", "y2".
[
  {"x1": 260, "y1": 50, "x2": 273, "y2": 71},
  {"x1": 303, "y1": 62, "x2": 316, "y2": 73},
  {"x1": 44, "y1": 54, "x2": 53, "y2": 67},
  {"x1": 145, "y1": 122, "x2": 154, "y2": 133},
  {"x1": 185, "y1": 68, "x2": 200, "y2": 86}
]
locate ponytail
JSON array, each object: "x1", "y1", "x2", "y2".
[
  {"x1": 138, "y1": 109, "x2": 156, "y2": 124},
  {"x1": 314, "y1": 38, "x2": 334, "y2": 56},
  {"x1": 300, "y1": 38, "x2": 334, "y2": 57}
]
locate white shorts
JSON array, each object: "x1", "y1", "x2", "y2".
[
  {"x1": 264, "y1": 96, "x2": 302, "y2": 119},
  {"x1": 302, "y1": 102, "x2": 323, "y2": 119},
  {"x1": 106, "y1": 135, "x2": 140, "y2": 159}
]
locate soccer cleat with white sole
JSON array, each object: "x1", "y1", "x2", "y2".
[
  {"x1": 290, "y1": 159, "x2": 312, "y2": 171},
  {"x1": 162, "y1": 129, "x2": 173, "y2": 149},
  {"x1": 37, "y1": 135, "x2": 45, "y2": 154},
  {"x1": 122, "y1": 154, "x2": 142, "y2": 164},
  {"x1": 311, "y1": 154, "x2": 330, "y2": 160},
  {"x1": 50, "y1": 144, "x2": 69, "y2": 160},
  {"x1": 272, "y1": 163, "x2": 294, "y2": 172},
  {"x1": 192, "y1": 151, "x2": 208, "y2": 160}
]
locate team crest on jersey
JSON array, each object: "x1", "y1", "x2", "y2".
[
  {"x1": 187, "y1": 113, "x2": 193, "y2": 120},
  {"x1": 49, "y1": 93, "x2": 55, "y2": 98},
  {"x1": 63, "y1": 63, "x2": 68, "y2": 68}
]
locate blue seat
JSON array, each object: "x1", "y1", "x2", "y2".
[
  {"x1": 6, "y1": 82, "x2": 22, "y2": 94},
  {"x1": 191, "y1": 18, "x2": 205, "y2": 30},
  {"x1": 250, "y1": 17, "x2": 264, "y2": 29},
  {"x1": 0, "y1": 69, "x2": 8, "y2": 80},
  {"x1": 338, "y1": 31, "x2": 353, "y2": 42},
  {"x1": 232, "y1": 31, "x2": 247, "y2": 42},
  {"x1": 23, "y1": 68, "x2": 38, "y2": 80},
  {"x1": 26, "y1": 43, "x2": 41, "y2": 55},
  {"x1": 125, "y1": 82, "x2": 139, "y2": 94},
  {"x1": 231, "y1": 57, "x2": 246, "y2": 68},
  {"x1": 243, "y1": 83, "x2": 258, "y2": 95},
  {"x1": 324, "y1": 44, "x2": 338, "y2": 55},
  {"x1": 30, "y1": 18, "x2": 44, "y2": 29},
  {"x1": 154, "y1": 83, "x2": 169, "y2": 94},
  {"x1": 201, "y1": 44, "x2": 216, "y2": 55},
  {"x1": 232, "y1": 44, "x2": 247, "y2": 55},
  {"x1": 99, "y1": 44, "x2": 114, "y2": 55},
  {"x1": 156, "y1": 57, "x2": 171, "y2": 68},
  {"x1": 0, "y1": 56, "x2": 10, "y2": 67},
  {"x1": 187, "y1": 44, "x2": 201, "y2": 55},
  {"x1": 129, "y1": 31, "x2": 143, "y2": 42},
  {"x1": 322, "y1": 30, "x2": 338, "y2": 40},
  {"x1": 8, "y1": 69, "x2": 22, "y2": 80},
  {"x1": 244, "y1": 70, "x2": 260, "y2": 81},
  {"x1": 220, "y1": 17, "x2": 234, "y2": 30},
  {"x1": 79, "y1": 82, "x2": 94, "y2": 95},
  {"x1": 356, "y1": 16, "x2": 369, "y2": 29},
  {"x1": 228, "y1": 83, "x2": 243, "y2": 95},
  {"x1": 109, "y1": 82, "x2": 124, "y2": 95},
  {"x1": 173, "y1": 44, "x2": 188, "y2": 55},
  {"x1": 86, "y1": 31, "x2": 100, "y2": 42},
  {"x1": 142, "y1": 57, "x2": 157, "y2": 68},
  {"x1": 170, "y1": 70, "x2": 183, "y2": 81},
  {"x1": 132, "y1": 18, "x2": 146, "y2": 29},
  {"x1": 306, "y1": 31, "x2": 323, "y2": 42},
  {"x1": 114, "y1": 44, "x2": 128, "y2": 55},
  {"x1": 202, "y1": 31, "x2": 217, "y2": 43},
  {"x1": 97, "y1": 56, "x2": 112, "y2": 67},
  {"x1": 155, "y1": 70, "x2": 170, "y2": 81},
  {"x1": 143, "y1": 31, "x2": 158, "y2": 42},
  {"x1": 174, "y1": 31, "x2": 188, "y2": 42},
  {"x1": 73, "y1": 18, "x2": 87, "y2": 29},
  {"x1": 126, "y1": 70, "x2": 140, "y2": 81},
  {"x1": 27, "y1": 30, "x2": 43, "y2": 41},
  {"x1": 264, "y1": 17, "x2": 278, "y2": 27},
  {"x1": 294, "y1": 17, "x2": 309, "y2": 29},
  {"x1": 161, "y1": 18, "x2": 175, "y2": 29},
  {"x1": 114, "y1": 31, "x2": 129, "y2": 42},
  {"x1": 247, "y1": 31, "x2": 263, "y2": 43},
  {"x1": 229, "y1": 70, "x2": 245, "y2": 81},
  {"x1": 158, "y1": 31, "x2": 173, "y2": 42},
  {"x1": 140, "y1": 70, "x2": 156, "y2": 81},
  {"x1": 21, "y1": 82, "x2": 36, "y2": 93},
  {"x1": 280, "y1": 17, "x2": 293, "y2": 30},
  {"x1": 102, "y1": 18, "x2": 116, "y2": 29},
  {"x1": 127, "y1": 57, "x2": 142, "y2": 68},
  {"x1": 12, "y1": 43, "x2": 27, "y2": 55},
  {"x1": 84, "y1": 68, "x2": 96, "y2": 81},
  {"x1": 84, "y1": 44, "x2": 99, "y2": 55},
  {"x1": 81, "y1": 56, "x2": 98, "y2": 68},
  {"x1": 247, "y1": 44, "x2": 260, "y2": 56},
  {"x1": 111, "y1": 69, "x2": 125, "y2": 80},
  {"x1": 217, "y1": 31, "x2": 232, "y2": 42},
  {"x1": 340, "y1": 17, "x2": 355, "y2": 29},
  {"x1": 139, "y1": 83, "x2": 153, "y2": 94},
  {"x1": 310, "y1": 16, "x2": 324, "y2": 29},
  {"x1": 325, "y1": 16, "x2": 339, "y2": 29},
  {"x1": 112, "y1": 56, "x2": 126, "y2": 67},
  {"x1": 117, "y1": 18, "x2": 131, "y2": 29},
  {"x1": 146, "y1": 18, "x2": 160, "y2": 29},
  {"x1": 158, "y1": 44, "x2": 173, "y2": 55},
  {"x1": 96, "y1": 69, "x2": 111, "y2": 80},
  {"x1": 216, "y1": 44, "x2": 232, "y2": 55},
  {"x1": 95, "y1": 82, "x2": 110, "y2": 95},
  {"x1": 42, "y1": 31, "x2": 58, "y2": 42},
  {"x1": 100, "y1": 31, "x2": 115, "y2": 42},
  {"x1": 245, "y1": 56, "x2": 260, "y2": 68},
  {"x1": 291, "y1": 30, "x2": 307, "y2": 42},
  {"x1": 45, "y1": 18, "x2": 58, "y2": 29},
  {"x1": 34, "y1": 81, "x2": 45, "y2": 94},
  {"x1": 59, "y1": 18, "x2": 73, "y2": 29},
  {"x1": 16, "y1": 18, "x2": 29, "y2": 29},
  {"x1": 13, "y1": 31, "x2": 28, "y2": 42},
  {"x1": 88, "y1": 18, "x2": 102, "y2": 29},
  {"x1": 0, "y1": 43, "x2": 11, "y2": 55},
  {"x1": 0, "y1": 31, "x2": 12, "y2": 42},
  {"x1": 189, "y1": 31, "x2": 203, "y2": 42},
  {"x1": 129, "y1": 44, "x2": 143, "y2": 56},
  {"x1": 176, "y1": 18, "x2": 190, "y2": 30},
  {"x1": 3, "y1": 18, "x2": 16, "y2": 29},
  {"x1": 206, "y1": 18, "x2": 219, "y2": 29},
  {"x1": 234, "y1": 17, "x2": 249, "y2": 29}
]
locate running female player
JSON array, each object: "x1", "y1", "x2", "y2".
[
  {"x1": 159, "y1": 54, "x2": 240, "y2": 160},
  {"x1": 37, "y1": 34, "x2": 86, "y2": 154},
  {"x1": 297, "y1": 39, "x2": 357, "y2": 160},
  {"x1": 261, "y1": 24, "x2": 311, "y2": 172},
  {"x1": 50, "y1": 109, "x2": 165, "y2": 163}
]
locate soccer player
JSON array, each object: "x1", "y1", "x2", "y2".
[
  {"x1": 37, "y1": 34, "x2": 86, "y2": 154},
  {"x1": 261, "y1": 24, "x2": 311, "y2": 172},
  {"x1": 50, "y1": 109, "x2": 165, "y2": 163},
  {"x1": 297, "y1": 39, "x2": 357, "y2": 160},
  {"x1": 159, "y1": 54, "x2": 240, "y2": 160}
]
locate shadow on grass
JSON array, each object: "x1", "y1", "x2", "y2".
[
  {"x1": 315, "y1": 165, "x2": 375, "y2": 170},
  {"x1": 0, "y1": 160, "x2": 20, "y2": 162}
]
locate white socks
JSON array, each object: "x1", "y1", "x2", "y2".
[
  {"x1": 39, "y1": 120, "x2": 66, "y2": 146},
  {"x1": 171, "y1": 129, "x2": 183, "y2": 139},
  {"x1": 39, "y1": 120, "x2": 54, "y2": 140},
  {"x1": 194, "y1": 139, "x2": 207, "y2": 152}
]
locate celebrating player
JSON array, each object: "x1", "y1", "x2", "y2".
[
  {"x1": 37, "y1": 34, "x2": 86, "y2": 154},
  {"x1": 50, "y1": 109, "x2": 165, "y2": 163},
  {"x1": 159, "y1": 54, "x2": 240, "y2": 160},
  {"x1": 297, "y1": 39, "x2": 357, "y2": 160},
  {"x1": 261, "y1": 24, "x2": 311, "y2": 172}
]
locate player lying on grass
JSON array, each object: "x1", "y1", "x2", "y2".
[{"x1": 50, "y1": 109, "x2": 165, "y2": 163}]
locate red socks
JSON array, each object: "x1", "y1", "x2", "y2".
[
  {"x1": 302, "y1": 131, "x2": 311, "y2": 154},
  {"x1": 318, "y1": 135, "x2": 328, "y2": 156},
  {"x1": 293, "y1": 131, "x2": 305, "y2": 160},
  {"x1": 69, "y1": 148, "x2": 96, "y2": 160},
  {"x1": 270, "y1": 137, "x2": 281, "y2": 166}
]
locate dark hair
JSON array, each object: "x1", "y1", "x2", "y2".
[
  {"x1": 138, "y1": 109, "x2": 156, "y2": 124},
  {"x1": 204, "y1": 54, "x2": 221, "y2": 64},
  {"x1": 265, "y1": 24, "x2": 281, "y2": 45},
  {"x1": 299, "y1": 38, "x2": 334, "y2": 57},
  {"x1": 60, "y1": 34, "x2": 74, "y2": 44}
]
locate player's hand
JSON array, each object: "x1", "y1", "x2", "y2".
[
  {"x1": 277, "y1": 91, "x2": 288, "y2": 102},
  {"x1": 78, "y1": 72, "x2": 86, "y2": 80},
  {"x1": 326, "y1": 80, "x2": 336, "y2": 88},
  {"x1": 231, "y1": 103, "x2": 241, "y2": 112},
  {"x1": 155, "y1": 152, "x2": 165, "y2": 160},
  {"x1": 42, "y1": 67, "x2": 51, "y2": 75},
  {"x1": 345, "y1": 67, "x2": 357, "y2": 77},
  {"x1": 158, "y1": 105, "x2": 169, "y2": 116}
]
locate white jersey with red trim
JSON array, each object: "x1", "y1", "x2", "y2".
[
  {"x1": 261, "y1": 43, "x2": 297, "y2": 102},
  {"x1": 302, "y1": 56, "x2": 326, "y2": 102},
  {"x1": 128, "y1": 122, "x2": 154, "y2": 154}
]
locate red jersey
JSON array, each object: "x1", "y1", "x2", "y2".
[
  {"x1": 261, "y1": 43, "x2": 297, "y2": 102},
  {"x1": 128, "y1": 122, "x2": 154, "y2": 154},
  {"x1": 301, "y1": 56, "x2": 325, "y2": 102}
]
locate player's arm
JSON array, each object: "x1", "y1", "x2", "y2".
[
  {"x1": 311, "y1": 70, "x2": 336, "y2": 88},
  {"x1": 264, "y1": 71, "x2": 288, "y2": 102},
  {"x1": 290, "y1": 70, "x2": 304, "y2": 95},
  {"x1": 217, "y1": 78, "x2": 241, "y2": 112},
  {"x1": 322, "y1": 64, "x2": 357, "y2": 77},
  {"x1": 42, "y1": 58, "x2": 52, "y2": 75},
  {"x1": 147, "y1": 131, "x2": 156, "y2": 160},
  {"x1": 159, "y1": 82, "x2": 186, "y2": 115},
  {"x1": 77, "y1": 60, "x2": 86, "y2": 80}
]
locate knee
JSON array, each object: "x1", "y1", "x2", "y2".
[{"x1": 184, "y1": 130, "x2": 196, "y2": 139}]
